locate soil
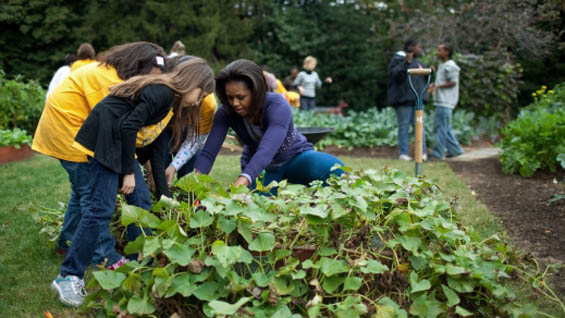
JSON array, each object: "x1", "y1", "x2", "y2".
[{"x1": 322, "y1": 141, "x2": 565, "y2": 299}]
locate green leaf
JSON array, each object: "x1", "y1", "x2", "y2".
[
  {"x1": 190, "y1": 210, "x2": 214, "y2": 228},
  {"x1": 218, "y1": 215, "x2": 236, "y2": 234},
  {"x1": 209, "y1": 297, "x2": 251, "y2": 315},
  {"x1": 121, "y1": 204, "x2": 146, "y2": 226},
  {"x1": 163, "y1": 243, "x2": 195, "y2": 266},
  {"x1": 322, "y1": 275, "x2": 345, "y2": 293},
  {"x1": 143, "y1": 236, "x2": 161, "y2": 256},
  {"x1": 212, "y1": 244, "x2": 252, "y2": 267},
  {"x1": 252, "y1": 272, "x2": 271, "y2": 287},
  {"x1": 291, "y1": 270, "x2": 306, "y2": 280},
  {"x1": 409, "y1": 293, "x2": 444, "y2": 318},
  {"x1": 455, "y1": 306, "x2": 473, "y2": 317},
  {"x1": 127, "y1": 294, "x2": 155, "y2": 315},
  {"x1": 318, "y1": 257, "x2": 349, "y2": 277},
  {"x1": 317, "y1": 247, "x2": 337, "y2": 256},
  {"x1": 93, "y1": 271, "x2": 126, "y2": 290},
  {"x1": 272, "y1": 276, "x2": 294, "y2": 295},
  {"x1": 299, "y1": 205, "x2": 329, "y2": 219},
  {"x1": 194, "y1": 281, "x2": 220, "y2": 301},
  {"x1": 441, "y1": 285, "x2": 460, "y2": 307},
  {"x1": 166, "y1": 273, "x2": 197, "y2": 297},
  {"x1": 375, "y1": 305, "x2": 396, "y2": 318},
  {"x1": 361, "y1": 259, "x2": 389, "y2": 274},
  {"x1": 248, "y1": 231, "x2": 276, "y2": 252},
  {"x1": 446, "y1": 263, "x2": 466, "y2": 276},
  {"x1": 410, "y1": 272, "x2": 431, "y2": 293},
  {"x1": 343, "y1": 276, "x2": 363, "y2": 291}
]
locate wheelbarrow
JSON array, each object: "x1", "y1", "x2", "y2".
[
  {"x1": 297, "y1": 127, "x2": 335, "y2": 145},
  {"x1": 407, "y1": 68, "x2": 432, "y2": 177}
]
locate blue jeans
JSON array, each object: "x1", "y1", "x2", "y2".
[
  {"x1": 395, "y1": 106, "x2": 427, "y2": 156},
  {"x1": 300, "y1": 96, "x2": 316, "y2": 111},
  {"x1": 60, "y1": 158, "x2": 151, "y2": 278},
  {"x1": 254, "y1": 150, "x2": 344, "y2": 195},
  {"x1": 58, "y1": 160, "x2": 122, "y2": 266},
  {"x1": 432, "y1": 106, "x2": 463, "y2": 158}
]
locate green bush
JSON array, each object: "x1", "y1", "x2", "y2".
[
  {"x1": 0, "y1": 128, "x2": 32, "y2": 148},
  {"x1": 498, "y1": 83, "x2": 565, "y2": 177},
  {"x1": 79, "y1": 169, "x2": 553, "y2": 317},
  {"x1": 0, "y1": 69, "x2": 45, "y2": 133}
]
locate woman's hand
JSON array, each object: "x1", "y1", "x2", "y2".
[
  {"x1": 120, "y1": 174, "x2": 136, "y2": 195},
  {"x1": 165, "y1": 165, "x2": 176, "y2": 187},
  {"x1": 234, "y1": 176, "x2": 250, "y2": 188}
]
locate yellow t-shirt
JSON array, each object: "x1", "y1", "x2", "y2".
[
  {"x1": 198, "y1": 93, "x2": 217, "y2": 134},
  {"x1": 70, "y1": 59, "x2": 96, "y2": 71},
  {"x1": 33, "y1": 63, "x2": 121, "y2": 162}
]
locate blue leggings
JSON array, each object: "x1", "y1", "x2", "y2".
[{"x1": 254, "y1": 150, "x2": 343, "y2": 194}]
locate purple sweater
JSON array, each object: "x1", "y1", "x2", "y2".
[{"x1": 194, "y1": 93, "x2": 313, "y2": 181}]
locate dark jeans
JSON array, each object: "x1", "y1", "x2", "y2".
[
  {"x1": 300, "y1": 96, "x2": 316, "y2": 111},
  {"x1": 394, "y1": 105, "x2": 427, "y2": 156},
  {"x1": 60, "y1": 158, "x2": 151, "y2": 278},
  {"x1": 253, "y1": 150, "x2": 344, "y2": 195},
  {"x1": 58, "y1": 160, "x2": 121, "y2": 266},
  {"x1": 432, "y1": 106, "x2": 463, "y2": 158}
]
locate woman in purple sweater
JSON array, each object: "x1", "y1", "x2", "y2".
[{"x1": 194, "y1": 59, "x2": 343, "y2": 191}]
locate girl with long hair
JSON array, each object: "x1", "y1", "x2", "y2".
[
  {"x1": 194, "y1": 59, "x2": 343, "y2": 191},
  {"x1": 33, "y1": 41, "x2": 167, "y2": 270},
  {"x1": 51, "y1": 58, "x2": 215, "y2": 307}
]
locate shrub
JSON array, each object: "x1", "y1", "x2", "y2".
[
  {"x1": 498, "y1": 83, "x2": 565, "y2": 177},
  {"x1": 0, "y1": 69, "x2": 45, "y2": 133},
  {"x1": 79, "y1": 169, "x2": 553, "y2": 317},
  {"x1": 0, "y1": 128, "x2": 32, "y2": 148}
]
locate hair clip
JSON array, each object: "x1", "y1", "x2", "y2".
[{"x1": 155, "y1": 56, "x2": 165, "y2": 67}]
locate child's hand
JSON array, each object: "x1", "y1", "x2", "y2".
[
  {"x1": 324, "y1": 77, "x2": 332, "y2": 84},
  {"x1": 165, "y1": 166, "x2": 176, "y2": 187},
  {"x1": 120, "y1": 174, "x2": 136, "y2": 195}
]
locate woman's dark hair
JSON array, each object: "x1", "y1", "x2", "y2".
[
  {"x1": 64, "y1": 54, "x2": 78, "y2": 66},
  {"x1": 216, "y1": 59, "x2": 267, "y2": 122},
  {"x1": 101, "y1": 42, "x2": 167, "y2": 80},
  {"x1": 77, "y1": 43, "x2": 95, "y2": 60},
  {"x1": 404, "y1": 39, "x2": 419, "y2": 53}
]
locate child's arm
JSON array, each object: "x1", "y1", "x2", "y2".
[{"x1": 193, "y1": 107, "x2": 230, "y2": 174}]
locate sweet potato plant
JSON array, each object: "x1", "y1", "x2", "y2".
[{"x1": 82, "y1": 168, "x2": 549, "y2": 317}]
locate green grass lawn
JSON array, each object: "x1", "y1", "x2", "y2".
[{"x1": 0, "y1": 154, "x2": 561, "y2": 316}]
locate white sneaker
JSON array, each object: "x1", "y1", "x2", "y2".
[
  {"x1": 423, "y1": 154, "x2": 428, "y2": 161},
  {"x1": 399, "y1": 154, "x2": 412, "y2": 161},
  {"x1": 51, "y1": 274, "x2": 86, "y2": 307}
]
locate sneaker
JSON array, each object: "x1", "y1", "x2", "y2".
[
  {"x1": 51, "y1": 274, "x2": 86, "y2": 307},
  {"x1": 399, "y1": 154, "x2": 412, "y2": 161},
  {"x1": 422, "y1": 154, "x2": 428, "y2": 161},
  {"x1": 108, "y1": 257, "x2": 128, "y2": 270},
  {"x1": 428, "y1": 154, "x2": 446, "y2": 160},
  {"x1": 446, "y1": 151, "x2": 464, "y2": 158}
]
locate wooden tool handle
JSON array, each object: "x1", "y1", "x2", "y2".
[
  {"x1": 414, "y1": 110, "x2": 424, "y2": 163},
  {"x1": 407, "y1": 68, "x2": 432, "y2": 75}
]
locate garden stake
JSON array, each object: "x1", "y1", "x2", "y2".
[{"x1": 407, "y1": 68, "x2": 432, "y2": 177}]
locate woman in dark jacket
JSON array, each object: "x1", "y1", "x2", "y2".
[
  {"x1": 194, "y1": 59, "x2": 343, "y2": 191},
  {"x1": 51, "y1": 58, "x2": 215, "y2": 307}
]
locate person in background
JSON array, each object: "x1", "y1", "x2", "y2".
[
  {"x1": 428, "y1": 43, "x2": 464, "y2": 159},
  {"x1": 51, "y1": 58, "x2": 215, "y2": 307},
  {"x1": 387, "y1": 39, "x2": 428, "y2": 161},
  {"x1": 283, "y1": 67, "x2": 299, "y2": 92},
  {"x1": 33, "y1": 42, "x2": 167, "y2": 270},
  {"x1": 71, "y1": 43, "x2": 96, "y2": 71},
  {"x1": 261, "y1": 65, "x2": 278, "y2": 92},
  {"x1": 194, "y1": 59, "x2": 343, "y2": 193},
  {"x1": 46, "y1": 54, "x2": 78, "y2": 98},
  {"x1": 293, "y1": 56, "x2": 332, "y2": 111},
  {"x1": 168, "y1": 40, "x2": 186, "y2": 58}
]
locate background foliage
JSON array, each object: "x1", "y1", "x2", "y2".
[
  {"x1": 498, "y1": 83, "x2": 565, "y2": 177},
  {"x1": 0, "y1": 70, "x2": 45, "y2": 133},
  {"x1": 1, "y1": 0, "x2": 563, "y2": 113}
]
